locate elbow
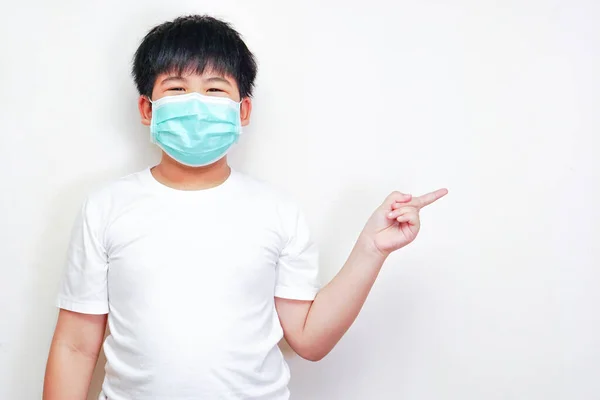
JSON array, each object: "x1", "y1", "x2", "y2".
[
  {"x1": 296, "y1": 347, "x2": 330, "y2": 362},
  {"x1": 285, "y1": 331, "x2": 335, "y2": 362},
  {"x1": 303, "y1": 353, "x2": 326, "y2": 362}
]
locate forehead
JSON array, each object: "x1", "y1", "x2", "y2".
[{"x1": 157, "y1": 66, "x2": 237, "y2": 85}]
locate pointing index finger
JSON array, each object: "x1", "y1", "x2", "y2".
[{"x1": 416, "y1": 188, "x2": 448, "y2": 208}]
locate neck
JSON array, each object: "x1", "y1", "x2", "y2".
[{"x1": 151, "y1": 154, "x2": 231, "y2": 190}]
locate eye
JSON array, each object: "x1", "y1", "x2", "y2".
[
  {"x1": 207, "y1": 88, "x2": 225, "y2": 93},
  {"x1": 167, "y1": 87, "x2": 185, "y2": 92}
]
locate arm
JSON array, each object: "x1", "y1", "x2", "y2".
[
  {"x1": 276, "y1": 236, "x2": 385, "y2": 361},
  {"x1": 276, "y1": 189, "x2": 447, "y2": 361},
  {"x1": 43, "y1": 309, "x2": 107, "y2": 400}
]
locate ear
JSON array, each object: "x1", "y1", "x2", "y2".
[
  {"x1": 138, "y1": 96, "x2": 152, "y2": 126},
  {"x1": 240, "y1": 97, "x2": 252, "y2": 127}
]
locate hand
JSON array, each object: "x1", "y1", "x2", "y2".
[{"x1": 360, "y1": 189, "x2": 448, "y2": 257}]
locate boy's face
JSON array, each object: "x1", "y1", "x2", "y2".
[{"x1": 138, "y1": 69, "x2": 252, "y2": 128}]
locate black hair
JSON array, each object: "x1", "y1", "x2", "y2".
[{"x1": 132, "y1": 15, "x2": 257, "y2": 98}]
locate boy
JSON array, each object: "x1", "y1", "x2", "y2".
[{"x1": 44, "y1": 15, "x2": 447, "y2": 400}]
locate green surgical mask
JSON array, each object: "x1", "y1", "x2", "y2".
[{"x1": 150, "y1": 93, "x2": 242, "y2": 167}]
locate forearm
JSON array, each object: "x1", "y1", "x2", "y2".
[
  {"x1": 43, "y1": 337, "x2": 100, "y2": 399},
  {"x1": 279, "y1": 189, "x2": 447, "y2": 360},
  {"x1": 299, "y1": 236, "x2": 387, "y2": 359}
]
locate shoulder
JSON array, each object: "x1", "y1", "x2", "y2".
[
  {"x1": 81, "y1": 169, "x2": 151, "y2": 217},
  {"x1": 231, "y1": 171, "x2": 307, "y2": 231},
  {"x1": 232, "y1": 170, "x2": 298, "y2": 209}
]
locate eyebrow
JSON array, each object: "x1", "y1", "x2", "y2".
[
  {"x1": 160, "y1": 76, "x2": 187, "y2": 85},
  {"x1": 204, "y1": 76, "x2": 233, "y2": 86}
]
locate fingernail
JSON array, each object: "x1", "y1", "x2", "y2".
[{"x1": 388, "y1": 212, "x2": 394, "y2": 218}]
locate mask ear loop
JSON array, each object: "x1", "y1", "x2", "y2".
[
  {"x1": 146, "y1": 96, "x2": 156, "y2": 145},
  {"x1": 236, "y1": 99, "x2": 244, "y2": 135}
]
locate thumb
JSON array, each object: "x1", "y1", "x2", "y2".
[{"x1": 383, "y1": 191, "x2": 412, "y2": 208}]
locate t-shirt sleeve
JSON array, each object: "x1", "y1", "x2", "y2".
[
  {"x1": 56, "y1": 196, "x2": 109, "y2": 314},
  {"x1": 274, "y1": 202, "x2": 320, "y2": 301}
]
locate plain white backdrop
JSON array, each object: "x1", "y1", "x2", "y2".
[{"x1": 1, "y1": 1, "x2": 599, "y2": 399}]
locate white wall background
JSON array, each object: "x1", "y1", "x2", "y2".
[{"x1": 1, "y1": 0, "x2": 599, "y2": 399}]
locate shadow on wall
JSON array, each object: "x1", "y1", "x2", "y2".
[
  {"x1": 7, "y1": 168, "x2": 144, "y2": 398},
  {"x1": 13, "y1": 90, "x2": 158, "y2": 397},
  {"x1": 10, "y1": 30, "x2": 157, "y2": 398}
]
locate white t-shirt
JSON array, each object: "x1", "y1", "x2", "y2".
[{"x1": 57, "y1": 168, "x2": 320, "y2": 400}]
